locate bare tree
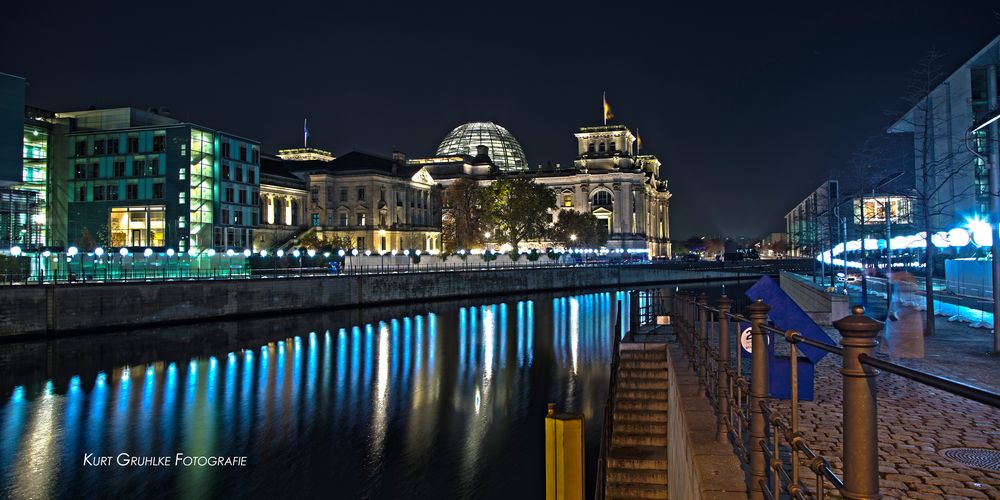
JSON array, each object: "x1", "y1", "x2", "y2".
[{"x1": 890, "y1": 50, "x2": 977, "y2": 336}]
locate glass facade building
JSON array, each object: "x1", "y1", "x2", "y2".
[
  {"x1": 63, "y1": 109, "x2": 260, "y2": 252},
  {"x1": 435, "y1": 122, "x2": 527, "y2": 172}
]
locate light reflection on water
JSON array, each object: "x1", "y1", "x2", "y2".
[{"x1": 0, "y1": 290, "x2": 632, "y2": 499}]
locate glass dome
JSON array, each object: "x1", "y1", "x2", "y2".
[{"x1": 435, "y1": 121, "x2": 527, "y2": 172}]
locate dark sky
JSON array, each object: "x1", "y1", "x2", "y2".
[{"x1": 2, "y1": 1, "x2": 998, "y2": 239}]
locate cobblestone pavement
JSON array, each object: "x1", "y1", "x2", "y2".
[{"x1": 768, "y1": 317, "x2": 1000, "y2": 499}]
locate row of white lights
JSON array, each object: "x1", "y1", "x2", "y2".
[
  {"x1": 817, "y1": 217, "x2": 996, "y2": 267},
  {"x1": 8, "y1": 246, "x2": 648, "y2": 259}
]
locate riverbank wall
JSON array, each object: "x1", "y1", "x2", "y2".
[{"x1": 1, "y1": 267, "x2": 754, "y2": 338}]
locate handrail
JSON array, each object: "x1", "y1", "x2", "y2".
[{"x1": 858, "y1": 353, "x2": 1000, "y2": 408}]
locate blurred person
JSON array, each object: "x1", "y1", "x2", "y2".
[{"x1": 885, "y1": 272, "x2": 924, "y2": 358}]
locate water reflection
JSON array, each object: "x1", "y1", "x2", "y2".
[{"x1": 0, "y1": 289, "x2": 643, "y2": 499}]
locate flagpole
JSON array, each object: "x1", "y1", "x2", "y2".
[
  {"x1": 603, "y1": 92, "x2": 607, "y2": 126},
  {"x1": 304, "y1": 118, "x2": 308, "y2": 148}
]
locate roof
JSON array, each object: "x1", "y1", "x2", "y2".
[{"x1": 273, "y1": 151, "x2": 426, "y2": 179}]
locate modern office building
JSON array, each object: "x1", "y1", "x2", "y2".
[
  {"x1": 785, "y1": 180, "x2": 839, "y2": 257},
  {"x1": 889, "y1": 34, "x2": 1000, "y2": 230},
  {"x1": 0, "y1": 73, "x2": 26, "y2": 183},
  {"x1": 258, "y1": 150, "x2": 442, "y2": 253},
  {"x1": 0, "y1": 186, "x2": 40, "y2": 248},
  {"x1": 58, "y1": 108, "x2": 260, "y2": 252},
  {"x1": 413, "y1": 122, "x2": 672, "y2": 256}
]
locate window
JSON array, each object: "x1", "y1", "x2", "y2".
[
  {"x1": 592, "y1": 191, "x2": 612, "y2": 207},
  {"x1": 248, "y1": 168, "x2": 256, "y2": 184},
  {"x1": 340, "y1": 188, "x2": 348, "y2": 202},
  {"x1": 221, "y1": 208, "x2": 230, "y2": 225},
  {"x1": 107, "y1": 137, "x2": 119, "y2": 154},
  {"x1": 381, "y1": 236, "x2": 387, "y2": 251},
  {"x1": 235, "y1": 166, "x2": 243, "y2": 182},
  {"x1": 94, "y1": 139, "x2": 106, "y2": 155},
  {"x1": 357, "y1": 187, "x2": 366, "y2": 201},
  {"x1": 89, "y1": 163, "x2": 100, "y2": 178},
  {"x1": 356, "y1": 237, "x2": 365, "y2": 250},
  {"x1": 310, "y1": 186, "x2": 319, "y2": 202},
  {"x1": 109, "y1": 206, "x2": 166, "y2": 247},
  {"x1": 126, "y1": 184, "x2": 138, "y2": 200},
  {"x1": 107, "y1": 185, "x2": 119, "y2": 200},
  {"x1": 221, "y1": 142, "x2": 231, "y2": 158},
  {"x1": 75, "y1": 140, "x2": 88, "y2": 156},
  {"x1": 239, "y1": 145, "x2": 247, "y2": 162},
  {"x1": 225, "y1": 187, "x2": 235, "y2": 203},
  {"x1": 113, "y1": 160, "x2": 126, "y2": 178},
  {"x1": 587, "y1": 143, "x2": 595, "y2": 154},
  {"x1": 251, "y1": 148, "x2": 259, "y2": 164},
  {"x1": 222, "y1": 163, "x2": 231, "y2": 180},
  {"x1": 239, "y1": 189, "x2": 247, "y2": 205},
  {"x1": 252, "y1": 212, "x2": 258, "y2": 226},
  {"x1": 234, "y1": 210, "x2": 241, "y2": 225},
  {"x1": 153, "y1": 183, "x2": 164, "y2": 199},
  {"x1": 133, "y1": 159, "x2": 146, "y2": 177},
  {"x1": 251, "y1": 191, "x2": 259, "y2": 206},
  {"x1": 178, "y1": 167, "x2": 186, "y2": 181},
  {"x1": 179, "y1": 192, "x2": 186, "y2": 204},
  {"x1": 396, "y1": 193, "x2": 403, "y2": 206},
  {"x1": 153, "y1": 135, "x2": 165, "y2": 152},
  {"x1": 598, "y1": 142, "x2": 606, "y2": 153},
  {"x1": 150, "y1": 157, "x2": 160, "y2": 175},
  {"x1": 127, "y1": 136, "x2": 139, "y2": 153},
  {"x1": 93, "y1": 186, "x2": 105, "y2": 201},
  {"x1": 312, "y1": 213, "x2": 320, "y2": 226},
  {"x1": 356, "y1": 213, "x2": 366, "y2": 226},
  {"x1": 74, "y1": 164, "x2": 87, "y2": 179},
  {"x1": 339, "y1": 212, "x2": 348, "y2": 226},
  {"x1": 563, "y1": 194, "x2": 573, "y2": 207},
  {"x1": 78, "y1": 186, "x2": 87, "y2": 201},
  {"x1": 608, "y1": 142, "x2": 616, "y2": 152},
  {"x1": 380, "y1": 187, "x2": 386, "y2": 202}
]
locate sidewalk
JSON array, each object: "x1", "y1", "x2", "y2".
[{"x1": 779, "y1": 317, "x2": 1000, "y2": 499}]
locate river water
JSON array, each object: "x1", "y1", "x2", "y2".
[{"x1": 0, "y1": 283, "x2": 740, "y2": 499}]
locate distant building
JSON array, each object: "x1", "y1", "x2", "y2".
[
  {"x1": 58, "y1": 108, "x2": 260, "y2": 251},
  {"x1": 0, "y1": 186, "x2": 41, "y2": 248},
  {"x1": 414, "y1": 122, "x2": 672, "y2": 256},
  {"x1": 889, "y1": 34, "x2": 1000, "y2": 230},
  {"x1": 785, "y1": 180, "x2": 839, "y2": 257},
  {"x1": 258, "y1": 150, "x2": 442, "y2": 253}
]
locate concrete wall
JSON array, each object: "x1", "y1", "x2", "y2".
[
  {"x1": 666, "y1": 343, "x2": 746, "y2": 499},
  {"x1": 779, "y1": 271, "x2": 849, "y2": 325},
  {"x1": 1, "y1": 267, "x2": 751, "y2": 338}
]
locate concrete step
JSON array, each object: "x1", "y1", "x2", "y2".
[
  {"x1": 612, "y1": 431, "x2": 668, "y2": 447},
  {"x1": 619, "y1": 350, "x2": 665, "y2": 361},
  {"x1": 617, "y1": 378, "x2": 669, "y2": 390},
  {"x1": 618, "y1": 368, "x2": 669, "y2": 379},
  {"x1": 620, "y1": 360, "x2": 669, "y2": 370},
  {"x1": 607, "y1": 445, "x2": 668, "y2": 470},
  {"x1": 606, "y1": 466, "x2": 668, "y2": 486},
  {"x1": 613, "y1": 409, "x2": 669, "y2": 424},
  {"x1": 606, "y1": 481, "x2": 668, "y2": 499},
  {"x1": 615, "y1": 420, "x2": 668, "y2": 434},
  {"x1": 617, "y1": 389, "x2": 668, "y2": 401},
  {"x1": 617, "y1": 398, "x2": 668, "y2": 412}
]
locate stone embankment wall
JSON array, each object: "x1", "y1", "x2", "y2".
[
  {"x1": 1, "y1": 267, "x2": 748, "y2": 338},
  {"x1": 779, "y1": 271, "x2": 850, "y2": 325}
]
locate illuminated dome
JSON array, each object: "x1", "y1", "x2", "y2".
[{"x1": 436, "y1": 121, "x2": 527, "y2": 172}]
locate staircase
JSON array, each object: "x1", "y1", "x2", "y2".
[{"x1": 605, "y1": 344, "x2": 669, "y2": 499}]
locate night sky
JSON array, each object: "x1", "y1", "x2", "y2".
[{"x1": 2, "y1": 2, "x2": 998, "y2": 239}]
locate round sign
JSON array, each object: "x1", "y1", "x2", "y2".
[{"x1": 740, "y1": 327, "x2": 753, "y2": 354}]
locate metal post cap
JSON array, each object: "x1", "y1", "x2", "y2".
[
  {"x1": 747, "y1": 298, "x2": 770, "y2": 317},
  {"x1": 716, "y1": 295, "x2": 731, "y2": 308},
  {"x1": 832, "y1": 305, "x2": 884, "y2": 338},
  {"x1": 697, "y1": 292, "x2": 708, "y2": 303}
]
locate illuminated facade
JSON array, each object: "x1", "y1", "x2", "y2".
[
  {"x1": 59, "y1": 108, "x2": 260, "y2": 251},
  {"x1": 889, "y1": 34, "x2": 1000, "y2": 229},
  {"x1": 258, "y1": 151, "x2": 442, "y2": 252},
  {"x1": 785, "y1": 180, "x2": 839, "y2": 257},
  {"x1": 416, "y1": 123, "x2": 672, "y2": 256}
]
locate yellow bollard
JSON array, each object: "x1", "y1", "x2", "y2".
[{"x1": 544, "y1": 403, "x2": 584, "y2": 500}]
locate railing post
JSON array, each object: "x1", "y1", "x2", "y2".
[
  {"x1": 716, "y1": 295, "x2": 731, "y2": 443},
  {"x1": 629, "y1": 290, "x2": 640, "y2": 336},
  {"x1": 748, "y1": 298, "x2": 771, "y2": 500},
  {"x1": 697, "y1": 292, "x2": 708, "y2": 388},
  {"x1": 834, "y1": 306, "x2": 883, "y2": 500}
]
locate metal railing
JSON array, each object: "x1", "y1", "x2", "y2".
[
  {"x1": 594, "y1": 299, "x2": 624, "y2": 500},
  {"x1": 672, "y1": 291, "x2": 1000, "y2": 499}
]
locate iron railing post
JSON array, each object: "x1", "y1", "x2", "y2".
[
  {"x1": 748, "y1": 298, "x2": 771, "y2": 500},
  {"x1": 629, "y1": 290, "x2": 640, "y2": 337},
  {"x1": 834, "y1": 305, "x2": 883, "y2": 499},
  {"x1": 716, "y1": 295, "x2": 731, "y2": 443},
  {"x1": 697, "y1": 292, "x2": 708, "y2": 388}
]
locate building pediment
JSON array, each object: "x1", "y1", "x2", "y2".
[{"x1": 411, "y1": 167, "x2": 434, "y2": 185}]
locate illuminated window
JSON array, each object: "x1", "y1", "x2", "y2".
[
  {"x1": 563, "y1": 193, "x2": 573, "y2": 207},
  {"x1": 592, "y1": 191, "x2": 613, "y2": 207},
  {"x1": 109, "y1": 206, "x2": 165, "y2": 247}
]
